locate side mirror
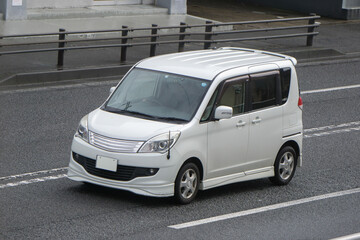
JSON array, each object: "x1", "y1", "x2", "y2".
[
  {"x1": 109, "y1": 86, "x2": 116, "y2": 95},
  {"x1": 214, "y1": 106, "x2": 233, "y2": 120}
]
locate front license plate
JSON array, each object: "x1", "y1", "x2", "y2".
[{"x1": 96, "y1": 156, "x2": 118, "y2": 172}]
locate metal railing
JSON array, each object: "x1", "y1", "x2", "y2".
[{"x1": 0, "y1": 14, "x2": 320, "y2": 69}]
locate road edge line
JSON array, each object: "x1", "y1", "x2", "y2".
[{"x1": 168, "y1": 187, "x2": 360, "y2": 229}]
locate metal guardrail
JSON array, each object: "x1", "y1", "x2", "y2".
[{"x1": 0, "y1": 14, "x2": 320, "y2": 69}]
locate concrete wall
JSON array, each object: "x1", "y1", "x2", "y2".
[
  {"x1": 27, "y1": 0, "x2": 92, "y2": 9},
  {"x1": 242, "y1": 0, "x2": 360, "y2": 19},
  {"x1": 156, "y1": 0, "x2": 186, "y2": 14},
  {"x1": 112, "y1": 0, "x2": 141, "y2": 5},
  {"x1": 243, "y1": 0, "x2": 343, "y2": 18},
  {"x1": 343, "y1": 0, "x2": 360, "y2": 7},
  {"x1": 142, "y1": 0, "x2": 155, "y2": 4},
  {"x1": 27, "y1": 0, "x2": 158, "y2": 8},
  {"x1": 0, "y1": 1, "x2": 6, "y2": 19},
  {"x1": 26, "y1": 0, "x2": 156, "y2": 8},
  {"x1": 2, "y1": 0, "x2": 27, "y2": 20},
  {"x1": 1, "y1": 0, "x2": 186, "y2": 20}
]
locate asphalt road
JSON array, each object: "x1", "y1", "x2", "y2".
[{"x1": 0, "y1": 59, "x2": 359, "y2": 240}]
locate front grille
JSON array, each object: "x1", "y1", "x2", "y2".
[
  {"x1": 72, "y1": 152, "x2": 158, "y2": 181},
  {"x1": 89, "y1": 131, "x2": 144, "y2": 153}
]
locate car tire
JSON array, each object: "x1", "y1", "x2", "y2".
[
  {"x1": 269, "y1": 146, "x2": 297, "y2": 185},
  {"x1": 174, "y1": 163, "x2": 200, "y2": 204}
]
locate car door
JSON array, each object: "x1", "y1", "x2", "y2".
[
  {"x1": 206, "y1": 76, "x2": 250, "y2": 179},
  {"x1": 245, "y1": 70, "x2": 283, "y2": 172}
]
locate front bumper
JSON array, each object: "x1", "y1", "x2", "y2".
[{"x1": 67, "y1": 136, "x2": 181, "y2": 197}]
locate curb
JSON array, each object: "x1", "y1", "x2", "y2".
[
  {"x1": 280, "y1": 48, "x2": 344, "y2": 60},
  {"x1": 0, "y1": 65, "x2": 133, "y2": 87}
]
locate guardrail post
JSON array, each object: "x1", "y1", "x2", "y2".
[
  {"x1": 204, "y1": 21, "x2": 213, "y2": 49},
  {"x1": 150, "y1": 24, "x2": 158, "y2": 57},
  {"x1": 57, "y1": 28, "x2": 66, "y2": 69},
  {"x1": 178, "y1": 22, "x2": 187, "y2": 52},
  {"x1": 306, "y1": 13, "x2": 316, "y2": 46},
  {"x1": 120, "y1": 25, "x2": 129, "y2": 63}
]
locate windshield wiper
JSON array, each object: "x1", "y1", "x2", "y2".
[
  {"x1": 124, "y1": 110, "x2": 157, "y2": 119},
  {"x1": 103, "y1": 107, "x2": 187, "y2": 122},
  {"x1": 107, "y1": 109, "x2": 158, "y2": 119},
  {"x1": 155, "y1": 117, "x2": 188, "y2": 123},
  {"x1": 103, "y1": 108, "x2": 126, "y2": 114}
]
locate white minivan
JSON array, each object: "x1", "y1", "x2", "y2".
[{"x1": 67, "y1": 47, "x2": 303, "y2": 204}]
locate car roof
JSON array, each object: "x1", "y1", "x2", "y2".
[{"x1": 136, "y1": 47, "x2": 296, "y2": 80}]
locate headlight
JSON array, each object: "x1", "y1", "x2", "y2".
[
  {"x1": 139, "y1": 131, "x2": 181, "y2": 153},
  {"x1": 75, "y1": 115, "x2": 89, "y2": 142}
]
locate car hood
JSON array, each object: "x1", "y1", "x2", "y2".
[{"x1": 87, "y1": 109, "x2": 182, "y2": 141}]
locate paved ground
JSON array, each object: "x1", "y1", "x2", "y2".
[
  {"x1": 0, "y1": 3, "x2": 360, "y2": 239},
  {"x1": 187, "y1": 0, "x2": 357, "y2": 24},
  {"x1": 0, "y1": 58, "x2": 359, "y2": 240}
]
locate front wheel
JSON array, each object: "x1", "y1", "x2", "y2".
[
  {"x1": 269, "y1": 146, "x2": 297, "y2": 185},
  {"x1": 174, "y1": 163, "x2": 200, "y2": 204}
]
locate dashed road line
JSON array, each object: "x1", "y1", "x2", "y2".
[
  {"x1": 304, "y1": 126, "x2": 360, "y2": 138},
  {"x1": 304, "y1": 121, "x2": 360, "y2": 133},
  {"x1": 168, "y1": 187, "x2": 360, "y2": 229},
  {"x1": 301, "y1": 83, "x2": 360, "y2": 95},
  {"x1": 329, "y1": 232, "x2": 360, "y2": 240},
  {"x1": 0, "y1": 174, "x2": 67, "y2": 189},
  {"x1": 0, "y1": 167, "x2": 67, "y2": 181},
  {"x1": 304, "y1": 121, "x2": 360, "y2": 138}
]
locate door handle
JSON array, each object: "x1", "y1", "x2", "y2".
[
  {"x1": 252, "y1": 117, "x2": 262, "y2": 124},
  {"x1": 236, "y1": 120, "x2": 246, "y2": 127}
]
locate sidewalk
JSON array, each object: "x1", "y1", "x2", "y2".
[
  {"x1": 0, "y1": 2, "x2": 359, "y2": 87},
  {"x1": 0, "y1": 13, "x2": 211, "y2": 36}
]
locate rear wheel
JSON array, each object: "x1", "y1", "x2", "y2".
[
  {"x1": 174, "y1": 163, "x2": 200, "y2": 204},
  {"x1": 270, "y1": 146, "x2": 297, "y2": 185}
]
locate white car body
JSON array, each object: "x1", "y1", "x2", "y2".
[{"x1": 67, "y1": 47, "x2": 303, "y2": 200}]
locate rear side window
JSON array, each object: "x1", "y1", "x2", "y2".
[
  {"x1": 250, "y1": 71, "x2": 279, "y2": 110},
  {"x1": 280, "y1": 68, "x2": 291, "y2": 104}
]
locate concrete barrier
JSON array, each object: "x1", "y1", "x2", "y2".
[
  {"x1": 1, "y1": 0, "x2": 27, "y2": 20},
  {"x1": 27, "y1": 0, "x2": 92, "y2": 9}
]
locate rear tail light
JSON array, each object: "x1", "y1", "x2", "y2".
[{"x1": 298, "y1": 96, "x2": 303, "y2": 110}]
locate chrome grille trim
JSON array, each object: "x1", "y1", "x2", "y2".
[{"x1": 89, "y1": 131, "x2": 144, "y2": 153}]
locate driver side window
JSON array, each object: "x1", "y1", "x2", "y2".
[
  {"x1": 218, "y1": 81, "x2": 246, "y2": 115},
  {"x1": 200, "y1": 77, "x2": 247, "y2": 122}
]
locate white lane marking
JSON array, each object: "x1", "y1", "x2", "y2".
[
  {"x1": 301, "y1": 84, "x2": 360, "y2": 95},
  {"x1": 303, "y1": 121, "x2": 360, "y2": 138},
  {"x1": 0, "y1": 167, "x2": 67, "y2": 181},
  {"x1": 304, "y1": 121, "x2": 360, "y2": 133},
  {"x1": 330, "y1": 232, "x2": 360, "y2": 240},
  {"x1": 304, "y1": 126, "x2": 360, "y2": 138},
  {"x1": 168, "y1": 187, "x2": 360, "y2": 229},
  {"x1": 0, "y1": 174, "x2": 67, "y2": 189}
]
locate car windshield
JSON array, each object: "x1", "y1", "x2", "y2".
[{"x1": 103, "y1": 68, "x2": 210, "y2": 123}]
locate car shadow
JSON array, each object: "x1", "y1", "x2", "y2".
[
  {"x1": 66, "y1": 178, "x2": 277, "y2": 207},
  {"x1": 67, "y1": 182, "x2": 174, "y2": 207}
]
